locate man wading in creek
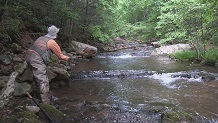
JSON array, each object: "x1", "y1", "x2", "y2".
[{"x1": 25, "y1": 25, "x2": 78, "y2": 104}]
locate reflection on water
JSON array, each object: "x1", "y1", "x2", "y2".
[{"x1": 53, "y1": 49, "x2": 218, "y2": 122}]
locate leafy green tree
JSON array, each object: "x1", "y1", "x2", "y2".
[
  {"x1": 1, "y1": 0, "x2": 218, "y2": 55},
  {"x1": 89, "y1": 0, "x2": 127, "y2": 42}
]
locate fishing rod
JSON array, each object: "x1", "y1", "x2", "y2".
[{"x1": 26, "y1": 92, "x2": 56, "y2": 123}]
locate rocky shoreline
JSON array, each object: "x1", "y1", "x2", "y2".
[{"x1": 0, "y1": 40, "x2": 98, "y2": 123}]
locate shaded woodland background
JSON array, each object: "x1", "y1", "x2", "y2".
[{"x1": 1, "y1": 0, "x2": 218, "y2": 65}]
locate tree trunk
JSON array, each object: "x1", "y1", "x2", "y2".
[
  {"x1": 82, "y1": 0, "x2": 89, "y2": 34},
  {"x1": 200, "y1": 11, "x2": 205, "y2": 56}
]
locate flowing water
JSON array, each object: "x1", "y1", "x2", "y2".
[{"x1": 52, "y1": 47, "x2": 218, "y2": 123}]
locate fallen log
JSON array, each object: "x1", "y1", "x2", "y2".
[
  {"x1": 0, "y1": 61, "x2": 28, "y2": 108},
  {"x1": 0, "y1": 72, "x2": 19, "y2": 108},
  {"x1": 0, "y1": 72, "x2": 18, "y2": 99}
]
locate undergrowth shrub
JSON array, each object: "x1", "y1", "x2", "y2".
[
  {"x1": 170, "y1": 51, "x2": 197, "y2": 61},
  {"x1": 202, "y1": 49, "x2": 218, "y2": 66}
]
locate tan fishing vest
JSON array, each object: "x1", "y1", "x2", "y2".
[
  {"x1": 33, "y1": 36, "x2": 50, "y2": 51},
  {"x1": 29, "y1": 36, "x2": 52, "y2": 65}
]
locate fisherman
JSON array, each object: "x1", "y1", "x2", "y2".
[{"x1": 25, "y1": 25, "x2": 76, "y2": 104}]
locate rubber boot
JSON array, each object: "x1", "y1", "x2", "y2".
[
  {"x1": 32, "y1": 89, "x2": 40, "y2": 99},
  {"x1": 40, "y1": 92, "x2": 51, "y2": 104},
  {"x1": 32, "y1": 80, "x2": 40, "y2": 99}
]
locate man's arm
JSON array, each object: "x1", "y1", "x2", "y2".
[{"x1": 47, "y1": 40, "x2": 69, "y2": 61}]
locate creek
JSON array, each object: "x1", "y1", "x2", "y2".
[{"x1": 52, "y1": 47, "x2": 218, "y2": 123}]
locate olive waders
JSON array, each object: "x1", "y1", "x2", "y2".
[{"x1": 26, "y1": 36, "x2": 52, "y2": 104}]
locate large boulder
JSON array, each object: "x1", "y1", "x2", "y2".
[
  {"x1": 0, "y1": 54, "x2": 12, "y2": 65},
  {"x1": 0, "y1": 60, "x2": 70, "y2": 108},
  {"x1": 70, "y1": 41, "x2": 97, "y2": 58},
  {"x1": 16, "y1": 66, "x2": 33, "y2": 82},
  {"x1": 47, "y1": 66, "x2": 70, "y2": 81},
  {"x1": 16, "y1": 66, "x2": 57, "y2": 83},
  {"x1": 15, "y1": 61, "x2": 69, "y2": 83},
  {"x1": 13, "y1": 82, "x2": 32, "y2": 96},
  {"x1": 151, "y1": 44, "x2": 192, "y2": 55}
]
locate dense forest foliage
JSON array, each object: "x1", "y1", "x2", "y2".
[{"x1": 1, "y1": 0, "x2": 218, "y2": 65}]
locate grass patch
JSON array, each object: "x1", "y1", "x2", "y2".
[
  {"x1": 170, "y1": 51, "x2": 197, "y2": 62},
  {"x1": 171, "y1": 49, "x2": 218, "y2": 66}
]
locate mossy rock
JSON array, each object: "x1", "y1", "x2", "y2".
[
  {"x1": 161, "y1": 110, "x2": 193, "y2": 123},
  {"x1": 0, "y1": 114, "x2": 17, "y2": 123},
  {"x1": 39, "y1": 103, "x2": 65, "y2": 122},
  {"x1": 13, "y1": 82, "x2": 32, "y2": 96},
  {"x1": 19, "y1": 111, "x2": 43, "y2": 123},
  {"x1": 22, "y1": 118, "x2": 43, "y2": 123},
  {"x1": 148, "y1": 107, "x2": 165, "y2": 113}
]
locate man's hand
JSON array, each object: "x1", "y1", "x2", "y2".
[{"x1": 68, "y1": 55, "x2": 82, "y2": 61}]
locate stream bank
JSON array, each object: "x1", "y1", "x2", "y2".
[{"x1": 1, "y1": 39, "x2": 216, "y2": 123}]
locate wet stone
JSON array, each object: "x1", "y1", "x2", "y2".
[
  {"x1": 38, "y1": 103, "x2": 65, "y2": 123},
  {"x1": 76, "y1": 70, "x2": 156, "y2": 79}
]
